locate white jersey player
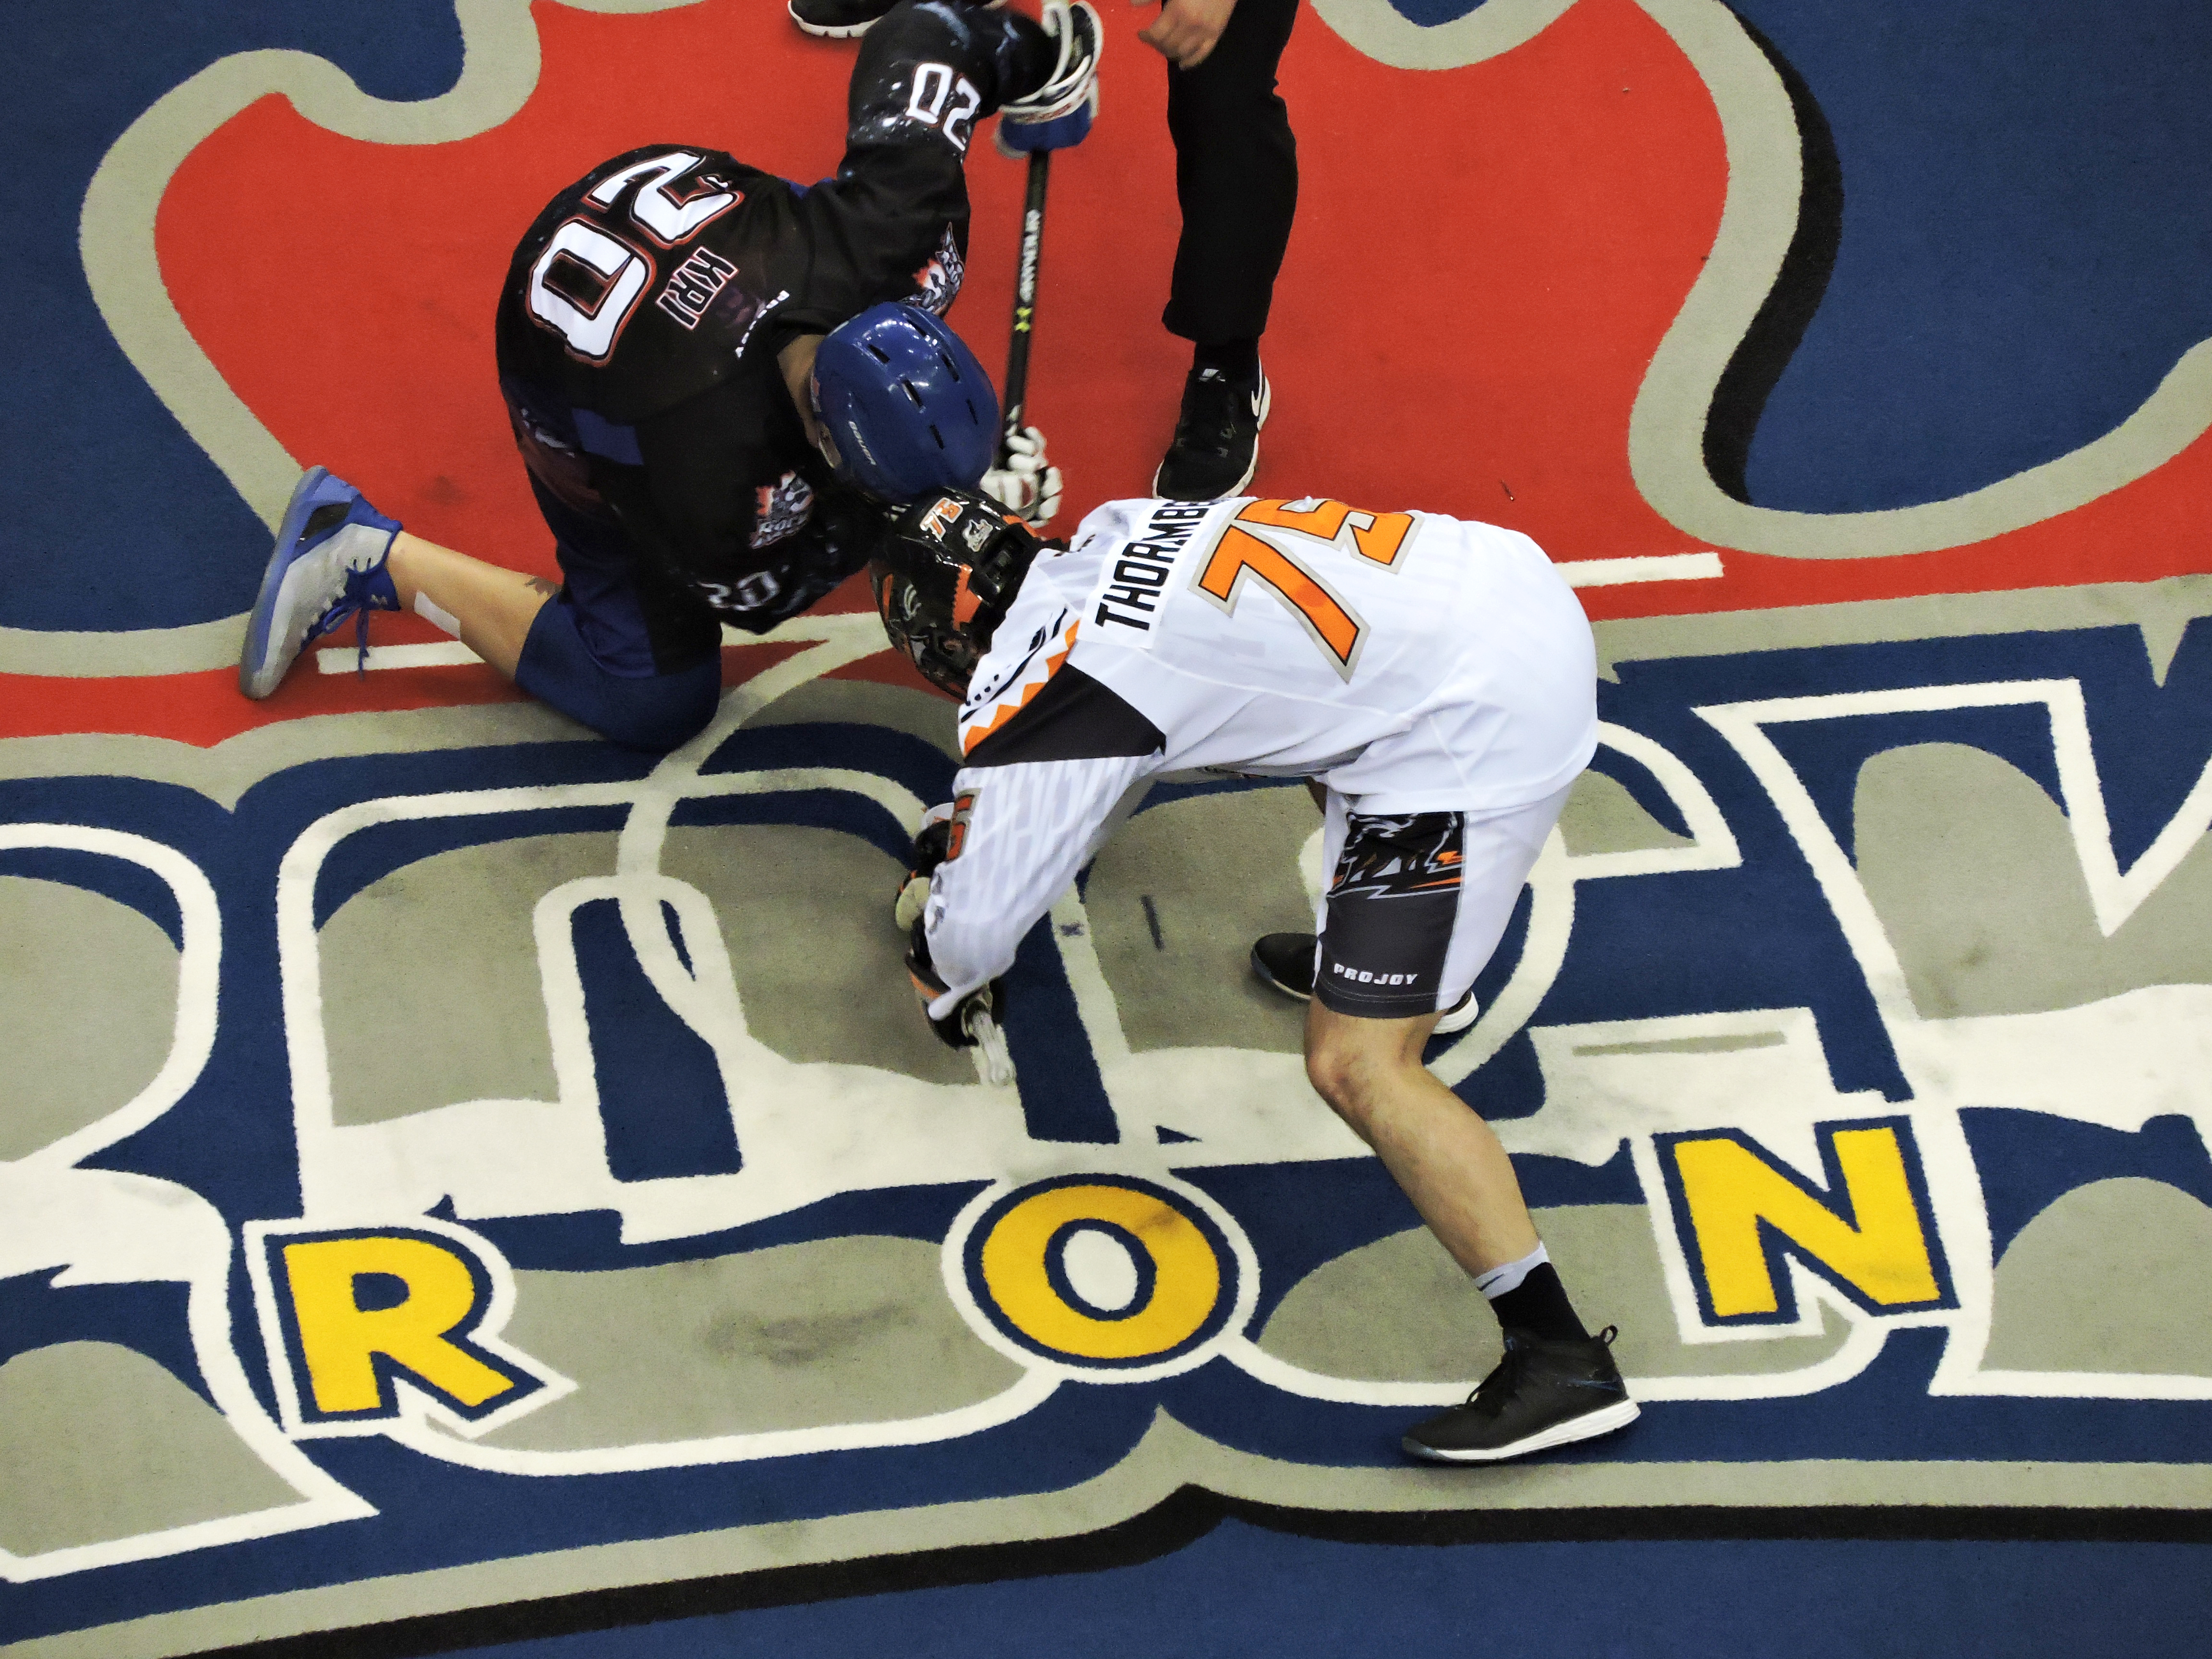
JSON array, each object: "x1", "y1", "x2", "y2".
[{"x1": 870, "y1": 486, "x2": 1639, "y2": 1465}]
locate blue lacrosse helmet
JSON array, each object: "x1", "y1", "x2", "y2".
[{"x1": 810, "y1": 303, "x2": 1000, "y2": 502}]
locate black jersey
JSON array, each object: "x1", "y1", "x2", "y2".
[{"x1": 493, "y1": 0, "x2": 1045, "y2": 636}]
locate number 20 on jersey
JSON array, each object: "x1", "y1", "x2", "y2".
[{"x1": 525, "y1": 150, "x2": 742, "y2": 362}]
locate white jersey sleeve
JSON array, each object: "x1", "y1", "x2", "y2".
[
  {"x1": 919, "y1": 553, "x2": 1172, "y2": 1012},
  {"x1": 918, "y1": 751, "x2": 1157, "y2": 1015}
]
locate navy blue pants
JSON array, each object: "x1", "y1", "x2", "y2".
[{"x1": 511, "y1": 477, "x2": 723, "y2": 754}]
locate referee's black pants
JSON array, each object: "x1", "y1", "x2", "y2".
[{"x1": 1161, "y1": 0, "x2": 1301, "y2": 346}]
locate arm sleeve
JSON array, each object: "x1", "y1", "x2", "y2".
[
  {"x1": 712, "y1": 485, "x2": 888, "y2": 634},
  {"x1": 778, "y1": 0, "x2": 1051, "y2": 336},
  {"x1": 920, "y1": 751, "x2": 1158, "y2": 1016},
  {"x1": 613, "y1": 372, "x2": 888, "y2": 629}
]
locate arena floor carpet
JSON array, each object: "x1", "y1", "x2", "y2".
[{"x1": 6, "y1": 1, "x2": 2212, "y2": 1653}]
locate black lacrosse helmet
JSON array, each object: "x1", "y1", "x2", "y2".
[{"x1": 870, "y1": 488, "x2": 1044, "y2": 698}]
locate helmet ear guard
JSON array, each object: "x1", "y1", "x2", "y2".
[{"x1": 870, "y1": 489, "x2": 1044, "y2": 698}]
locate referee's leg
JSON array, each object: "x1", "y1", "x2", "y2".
[{"x1": 1161, "y1": 0, "x2": 1301, "y2": 346}]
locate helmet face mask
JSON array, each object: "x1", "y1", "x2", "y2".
[
  {"x1": 872, "y1": 560, "x2": 983, "y2": 699},
  {"x1": 870, "y1": 490, "x2": 1043, "y2": 700}
]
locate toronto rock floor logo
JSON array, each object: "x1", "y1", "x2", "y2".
[
  {"x1": 4, "y1": 607, "x2": 2212, "y2": 1634},
  {"x1": 12, "y1": 0, "x2": 2212, "y2": 1644}
]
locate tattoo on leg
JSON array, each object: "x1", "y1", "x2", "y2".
[{"x1": 525, "y1": 576, "x2": 560, "y2": 597}]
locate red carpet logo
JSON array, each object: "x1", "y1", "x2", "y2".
[{"x1": 131, "y1": 0, "x2": 2212, "y2": 748}]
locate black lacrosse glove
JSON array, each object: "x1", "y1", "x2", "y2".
[
  {"x1": 893, "y1": 807, "x2": 956, "y2": 929},
  {"x1": 905, "y1": 914, "x2": 1006, "y2": 1049}
]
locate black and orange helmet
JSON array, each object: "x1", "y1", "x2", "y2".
[{"x1": 870, "y1": 489, "x2": 1043, "y2": 698}]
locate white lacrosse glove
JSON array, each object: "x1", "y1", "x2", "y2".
[
  {"x1": 980, "y1": 426, "x2": 1064, "y2": 528},
  {"x1": 893, "y1": 802, "x2": 957, "y2": 931},
  {"x1": 996, "y1": 0, "x2": 1102, "y2": 156}
]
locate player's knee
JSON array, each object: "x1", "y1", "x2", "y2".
[
  {"x1": 589, "y1": 692, "x2": 719, "y2": 754},
  {"x1": 1305, "y1": 1006, "x2": 1440, "y2": 1136},
  {"x1": 514, "y1": 602, "x2": 722, "y2": 752},
  {"x1": 1303, "y1": 1030, "x2": 1394, "y2": 1133},
  {"x1": 528, "y1": 669, "x2": 719, "y2": 753}
]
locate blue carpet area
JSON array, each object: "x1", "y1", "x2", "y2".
[
  {"x1": 1731, "y1": 0, "x2": 2212, "y2": 511},
  {"x1": 460, "y1": 1528, "x2": 2212, "y2": 1658}
]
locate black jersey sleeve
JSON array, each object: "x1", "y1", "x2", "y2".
[
  {"x1": 601, "y1": 373, "x2": 890, "y2": 631},
  {"x1": 775, "y1": 0, "x2": 1055, "y2": 336}
]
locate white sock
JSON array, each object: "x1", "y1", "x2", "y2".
[{"x1": 1473, "y1": 1241, "x2": 1550, "y2": 1300}]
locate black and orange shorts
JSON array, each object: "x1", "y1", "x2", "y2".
[{"x1": 1313, "y1": 791, "x2": 1566, "y2": 1020}]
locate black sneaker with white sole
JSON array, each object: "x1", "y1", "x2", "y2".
[
  {"x1": 788, "y1": 0, "x2": 896, "y2": 38},
  {"x1": 1250, "y1": 931, "x2": 1478, "y2": 1035},
  {"x1": 1251, "y1": 931, "x2": 1319, "y2": 1000},
  {"x1": 1154, "y1": 364, "x2": 1270, "y2": 501},
  {"x1": 792, "y1": 0, "x2": 1007, "y2": 39},
  {"x1": 1401, "y1": 1326, "x2": 1639, "y2": 1463}
]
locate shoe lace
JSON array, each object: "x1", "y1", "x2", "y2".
[
  {"x1": 1462, "y1": 1336, "x2": 1533, "y2": 1419},
  {"x1": 1174, "y1": 370, "x2": 1252, "y2": 454},
  {"x1": 303, "y1": 563, "x2": 396, "y2": 676}
]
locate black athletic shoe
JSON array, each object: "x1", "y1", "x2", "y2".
[
  {"x1": 1402, "y1": 1326, "x2": 1639, "y2": 1463},
  {"x1": 789, "y1": 0, "x2": 898, "y2": 38},
  {"x1": 790, "y1": 0, "x2": 1004, "y2": 37},
  {"x1": 1154, "y1": 364, "x2": 1270, "y2": 501},
  {"x1": 1250, "y1": 931, "x2": 1478, "y2": 1034},
  {"x1": 1250, "y1": 931, "x2": 1318, "y2": 999}
]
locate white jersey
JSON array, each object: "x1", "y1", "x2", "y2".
[{"x1": 919, "y1": 494, "x2": 1597, "y2": 1012}]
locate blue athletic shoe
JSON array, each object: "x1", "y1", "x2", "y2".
[{"x1": 239, "y1": 467, "x2": 404, "y2": 698}]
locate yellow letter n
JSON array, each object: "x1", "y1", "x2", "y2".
[{"x1": 1658, "y1": 1120, "x2": 1952, "y2": 1325}]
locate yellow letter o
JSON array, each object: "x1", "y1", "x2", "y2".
[{"x1": 972, "y1": 1181, "x2": 1228, "y2": 1364}]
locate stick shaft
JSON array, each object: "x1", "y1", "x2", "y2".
[{"x1": 999, "y1": 148, "x2": 1051, "y2": 462}]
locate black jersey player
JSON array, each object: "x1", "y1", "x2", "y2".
[{"x1": 239, "y1": 0, "x2": 1100, "y2": 751}]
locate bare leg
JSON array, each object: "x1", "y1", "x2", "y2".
[
  {"x1": 384, "y1": 531, "x2": 556, "y2": 680},
  {"x1": 1303, "y1": 1000, "x2": 1539, "y2": 1278}
]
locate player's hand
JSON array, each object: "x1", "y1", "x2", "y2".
[
  {"x1": 999, "y1": 0, "x2": 1102, "y2": 153},
  {"x1": 916, "y1": 975, "x2": 1008, "y2": 1051},
  {"x1": 980, "y1": 427, "x2": 1064, "y2": 528},
  {"x1": 894, "y1": 805, "x2": 957, "y2": 930},
  {"x1": 931, "y1": 979, "x2": 1015, "y2": 1084},
  {"x1": 905, "y1": 921, "x2": 1015, "y2": 1083},
  {"x1": 1135, "y1": 0, "x2": 1235, "y2": 70}
]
